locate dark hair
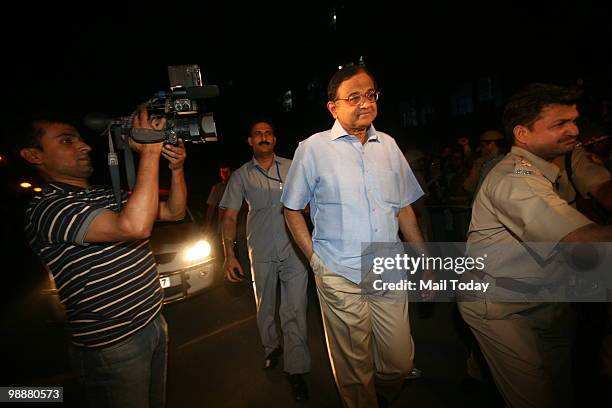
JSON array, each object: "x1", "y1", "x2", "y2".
[
  {"x1": 248, "y1": 118, "x2": 275, "y2": 135},
  {"x1": 327, "y1": 65, "x2": 377, "y2": 101},
  {"x1": 502, "y1": 83, "x2": 582, "y2": 142},
  {"x1": 11, "y1": 112, "x2": 77, "y2": 153}
]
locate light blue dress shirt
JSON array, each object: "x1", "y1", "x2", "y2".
[{"x1": 281, "y1": 120, "x2": 423, "y2": 283}]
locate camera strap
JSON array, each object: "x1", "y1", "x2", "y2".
[
  {"x1": 108, "y1": 127, "x2": 124, "y2": 210},
  {"x1": 124, "y1": 147, "x2": 136, "y2": 191},
  {"x1": 106, "y1": 128, "x2": 138, "y2": 210}
]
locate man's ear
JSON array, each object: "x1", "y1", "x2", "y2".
[
  {"x1": 513, "y1": 125, "x2": 529, "y2": 145},
  {"x1": 20, "y1": 147, "x2": 44, "y2": 165},
  {"x1": 327, "y1": 101, "x2": 338, "y2": 118},
  {"x1": 247, "y1": 136, "x2": 253, "y2": 147}
]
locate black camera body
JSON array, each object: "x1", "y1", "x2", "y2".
[
  {"x1": 85, "y1": 64, "x2": 219, "y2": 145},
  {"x1": 143, "y1": 65, "x2": 219, "y2": 144}
]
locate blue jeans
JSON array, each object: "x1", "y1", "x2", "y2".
[{"x1": 69, "y1": 313, "x2": 168, "y2": 408}]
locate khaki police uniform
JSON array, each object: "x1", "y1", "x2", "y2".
[
  {"x1": 464, "y1": 130, "x2": 505, "y2": 195},
  {"x1": 554, "y1": 145, "x2": 611, "y2": 206},
  {"x1": 555, "y1": 146, "x2": 612, "y2": 384},
  {"x1": 458, "y1": 146, "x2": 593, "y2": 408}
]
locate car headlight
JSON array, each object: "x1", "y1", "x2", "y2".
[{"x1": 183, "y1": 240, "x2": 212, "y2": 262}]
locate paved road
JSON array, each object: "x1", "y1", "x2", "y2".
[
  {"x1": 162, "y1": 276, "x2": 504, "y2": 408},
  {"x1": 2, "y1": 267, "x2": 506, "y2": 407}
]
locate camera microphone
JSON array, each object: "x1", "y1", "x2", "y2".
[{"x1": 83, "y1": 113, "x2": 112, "y2": 133}]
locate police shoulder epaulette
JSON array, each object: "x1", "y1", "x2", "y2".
[{"x1": 513, "y1": 158, "x2": 534, "y2": 176}]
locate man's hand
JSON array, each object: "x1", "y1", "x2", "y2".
[
  {"x1": 149, "y1": 115, "x2": 167, "y2": 131},
  {"x1": 128, "y1": 109, "x2": 166, "y2": 154},
  {"x1": 420, "y1": 269, "x2": 436, "y2": 301},
  {"x1": 162, "y1": 139, "x2": 186, "y2": 170},
  {"x1": 132, "y1": 108, "x2": 168, "y2": 130},
  {"x1": 284, "y1": 208, "x2": 314, "y2": 260},
  {"x1": 224, "y1": 256, "x2": 245, "y2": 283}
]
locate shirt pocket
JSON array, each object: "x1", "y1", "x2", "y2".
[{"x1": 376, "y1": 169, "x2": 401, "y2": 206}]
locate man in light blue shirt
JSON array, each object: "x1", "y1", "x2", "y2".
[{"x1": 282, "y1": 65, "x2": 429, "y2": 407}]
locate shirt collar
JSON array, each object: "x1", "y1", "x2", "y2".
[
  {"x1": 44, "y1": 182, "x2": 88, "y2": 193},
  {"x1": 510, "y1": 146, "x2": 560, "y2": 183},
  {"x1": 250, "y1": 154, "x2": 280, "y2": 170},
  {"x1": 330, "y1": 120, "x2": 380, "y2": 143}
]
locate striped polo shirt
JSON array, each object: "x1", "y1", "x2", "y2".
[{"x1": 24, "y1": 182, "x2": 163, "y2": 348}]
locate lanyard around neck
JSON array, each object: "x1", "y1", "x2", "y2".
[{"x1": 255, "y1": 161, "x2": 283, "y2": 185}]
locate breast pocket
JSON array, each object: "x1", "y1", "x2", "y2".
[{"x1": 377, "y1": 169, "x2": 401, "y2": 206}]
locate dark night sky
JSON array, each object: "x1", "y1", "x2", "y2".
[
  {"x1": 2, "y1": 1, "x2": 611, "y2": 195},
  {"x1": 6, "y1": 2, "x2": 610, "y2": 111}
]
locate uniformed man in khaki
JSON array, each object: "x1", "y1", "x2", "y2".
[
  {"x1": 554, "y1": 144, "x2": 612, "y2": 218},
  {"x1": 458, "y1": 83, "x2": 612, "y2": 408},
  {"x1": 463, "y1": 129, "x2": 506, "y2": 196},
  {"x1": 555, "y1": 133, "x2": 612, "y2": 389}
]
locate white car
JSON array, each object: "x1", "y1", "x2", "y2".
[{"x1": 149, "y1": 208, "x2": 220, "y2": 304}]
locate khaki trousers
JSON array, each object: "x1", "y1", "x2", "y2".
[
  {"x1": 459, "y1": 300, "x2": 572, "y2": 408},
  {"x1": 310, "y1": 253, "x2": 414, "y2": 408}
]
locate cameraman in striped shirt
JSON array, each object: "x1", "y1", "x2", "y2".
[{"x1": 17, "y1": 109, "x2": 186, "y2": 408}]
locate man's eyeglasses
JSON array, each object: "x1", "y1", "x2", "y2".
[{"x1": 335, "y1": 90, "x2": 380, "y2": 106}]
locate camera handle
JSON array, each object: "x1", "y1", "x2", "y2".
[{"x1": 130, "y1": 128, "x2": 166, "y2": 143}]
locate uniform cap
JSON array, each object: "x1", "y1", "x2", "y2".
[{"x1": 480, "y1": 130, "x2": 504, "y2": 142}]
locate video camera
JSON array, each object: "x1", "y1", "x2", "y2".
[
  {"x1": 85, "y1": 64, "x2": 219, "y2": 145},
  {"x1": 84, "y1": 65, "x2": 220, "y2": 209}
]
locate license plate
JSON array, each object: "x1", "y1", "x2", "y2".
[{"x1": 160, "y1": 277, "x2": 171, "y2": 288}]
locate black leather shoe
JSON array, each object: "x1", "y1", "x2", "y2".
[
  {"x1": 399, "y1": 367, "x2": 423, "y2": 390},
  {"x1": 405, "y1": 367, "x2": 422, "y2": 380},
  {"x1": 288, "y1": 374, "x2": 309, "y2": 401},
  {"x1": 264, "y1": 347, "x2": 282, "y2": 369}
]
